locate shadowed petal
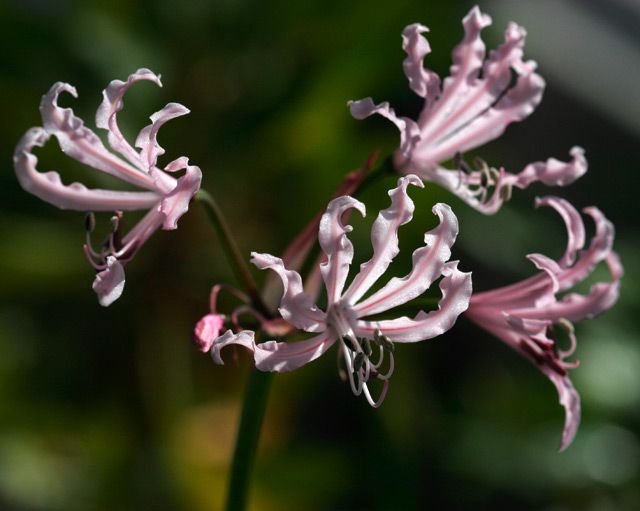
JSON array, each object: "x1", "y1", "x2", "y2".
[
  {"x1": 357, "y1": 261, "x2": 472, "y2": 342},
  {"x1": 92, "y1": 256, "x2": 125, "y2": 307},
  {"x1": 251, "y1": 253, "x2": 326, "y2": 332},
  {"x1": 344, "y1": 175, "x2": 423, "y2": 304},
  {"x1": 354, "y1": 203, "x2": 459, "y2": 316},
  {"x1": 160, "y1": 163, "x2": 202, "y2": 229},
  {"x1": 211, "y1": 331, "x2": 335, "y2": 372},
  {"x1": 319, "y1": 196, "x2": 366, "y2": 307}
]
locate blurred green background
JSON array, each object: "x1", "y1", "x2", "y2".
[{"x1": 1, "y1": 0, "x2": 639, "y2": 509}]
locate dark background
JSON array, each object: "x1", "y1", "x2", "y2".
[{"x1": 1, "y1": 0, "x2": 638, "y2": 509}]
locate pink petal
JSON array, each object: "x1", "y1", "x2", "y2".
[
  {"x1": 343, "y1": 175, "x2": 423, "y2": 304},
  {"x1": 401, "y1": 23, "x2": 441, "y2": 103},
  {"x1": 211, "y1": 331, "x2": 335, "y2": 372},
  {"x1": 13, "y1": 127, "x2": 161, "y2": 211},
  {"x1": 544, "y1": 369, "x2": 581, "y2": 452},
  {"x1": 92, "y1": 256, "x2": 125, "y2": 307},
  {"x1": 556, "y1": 206, "x2": 615, "y2": 291},
  {"x1": 357, "y1": 261, "x2": 472, "y2": 342},
  {"x1": 318, "y1": 196, "x2": 366, "y2": 307},
  {"x1": 159, "y1": 163, "x2": 202, "y2": 230},
  {"x1": 194, "y1": 313, "x2": 225, "y2": 352},
  {"x1": 535, "y1": 196, "x2": 586, "y2": 268},
  {"x1": 348, "y1": 98, "x2": 421, "y2": 163},
  {"x1": 251, "y1": 252, "x2": 327, "y2": 333},
  {"x1": 135, "y1": 102, "x2": 190, "y2": 171},
  {"x1": 40, "y1": 82, "x2": 156, "y2": 190},
  {"x1": 95, "y1": 68, "x2": 162, "y2": 169},
  {"x1": 354, "y1": 202, "x2": 459, "y2": 316},
  {"x1": 420, "y1": 69, "x2": 544, "y2": 165},
  {"x1": 417, "y1": 6, "x2": 492, "y2": 135},
  {"x1": 511, "y1": 147, "x2": 587, "y2": 188}
]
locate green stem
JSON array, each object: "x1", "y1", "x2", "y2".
[
  {"x1": 196, "y1": 190, "x2": 270, "y2": 317},
  {"x1": 225, "y1": 369, "x2": 274, "y2": 511}
]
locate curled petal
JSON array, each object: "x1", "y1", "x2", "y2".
[
  {"x1": 159, "y1": 163, "x2": 202, "y2": 229},
  {"x1": 511, "y1": 147, "x2": 587, "y2": 189},
  {"x1": 545, "y1": 369, "x2": 581, "y2": 452},
  {"x1": 417, "y1": 6, "x2": 492, "y2": 135},
  {"x1": 557, "y1": 206, "x2": 615, "y2": 291},
  {"x1": 535, "y1": 196, "x2": 586, "y2": 268},
  {"x1": 348, "y1": 98, "x2": 421, "y2": 163},
  {"x1": 40, "y1": 81, "x2": 156, "y2": 190},
  {"x1": 401, "y1": 23, "x2": 441, "y2": 102},
  {"x1": 355, "y1": 203, "x2": 459, "y2": 316},
  {"x1": 357, "y1": 261, "x2": 472, "y2": 342},
  {"x1": 95, "y1": 68, "x2": 162, "y2": 168},
  {"x1": 136, "y1": 102, "x2": 190, "y2": 171},
  {"x1": 344, "y1": 175, "x2": 423, "y2": 304},
  {"x1": 194, "y1": 313, "x2": 225, "y2": 353},
  {"x1": 319, "y1": 196, "x2": 366, "y2": 307},
  {"x1": 251, "y1": 253, "x2": 327, "y2": 332},
  {"x1": 211, "y1": 331, "x2": 335, "y2": 372},
  {"x1": 13, "y1": 128, "x2": 161, "y2": 211},
  {"x1": 92, "y1": 256, "x2": 125, "y2": 307}
]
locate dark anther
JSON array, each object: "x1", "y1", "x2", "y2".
[
  {"x1": 342, "y1": 336, "x2": 358, "y2": 352},
  {"x1": 361, "y1": 338, "x2": 372, "y2": 357},
  {"x1": 84, "y1": 212, "x2": 96, "y2": 233},
  {"x1": 354, "y1": 352, "x2": 365, "y2": 371}
]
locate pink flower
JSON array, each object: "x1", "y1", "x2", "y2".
[
  {"x1": 206, "y1": 176, "x2": 472, "y2": 407},
  {"x1": 349, "y1": 6, "x2": 586, "y2": 214},
  {"x1": 465, "y1": 197, "x2": 622, "y2": 450},
  {"x1": 13, "y1": 69, "x2": 202, "y2": 306}
]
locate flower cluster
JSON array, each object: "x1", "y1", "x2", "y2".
[
  {"x1": 349, "y1": 6, "x2": 587, "y2": 214},
  {"x1": 14, "y1": 6, "x2": 621, "y2": 450},
  {"x1": 13, "y1": 69, "x2": 202, "y2": 305}
]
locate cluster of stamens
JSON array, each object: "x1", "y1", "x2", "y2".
[
  {"x1": 83, "y1": 211, "x2": 131, "y2": 271},
  {"x1": 337, "y1": 329, "x2": 395, "y2": 408},
  {"x1": 519, "y1": 318, "x2": 579, "y2": 376},
  {"x1": 453, "y1": 152, "x2": 513, "y2": 205}
]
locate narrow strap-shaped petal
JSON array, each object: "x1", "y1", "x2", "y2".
[
  {"x1": 535, "y1": 196, "x2": 586, "y2": 268},
  {"x1": 14, "y1": 128, "x2": 161, "y2": 211},
  {"x1": 251, "y1": 252, "x2": 326, "y2": 333},
  {"x1": 135, "y1": 102, "x2": 190, "y2": 171},
  {"x1": 95, "y1": 68, "x2": 162, "y2": 169},
  {"x1": 419, "y1": 69, "x2": 545, "y2": 165},
  {"x1": 348, "y1": 98, "x2": 421, "y2": 163},
  {"x1": 401, "y1": 24, "x2": 441, "y2": 103},
  {"x1": 357, "y1": 261, "x2": 472, "y2": 342},
  {"x1": 318, "y1": 196, "x2": 366, "y2": 307},
  {"x1": 417, "y1": 6, "x2": 492, "y2": 134},
  {"x1": 354, "y1": 203, "x2": 459, "y2": 316},
  {"x1": 545, "y1": 369, "x2": 581, "y2": 452},
  {"x1": 40, "y1": 82, "x2": 157, "y2": 190},
  {"x1": 211, "y1": 331, "x2": 335, "y2": 372},
  {"x1": 343, "y1": 175, "x2": 423, "y2": 304},
  {"x1": 92, "y1": 256, "x2": 125, "y2": 307},
  {"x1": 511, "y1": 147, "x2": 587, "y2": 189},
  {"x1": 557, "y1": 207, "x2": 615, "y2": 291},
  {"x1": 159, "y1": 162, "x2": 202, "y2": 229}
]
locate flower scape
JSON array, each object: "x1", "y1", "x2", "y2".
[{"x1": 14, "y1": 5, "x2": 621, "y2": 452}]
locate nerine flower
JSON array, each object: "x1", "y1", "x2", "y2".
[
  {"x1": 13, "y1": 69, "x2": 202, "y2": 306},
  {"x1": 204, "y1": 176, "x2": 472, "y2": 406},
  {"x1": 465, "y1": 196, "x2": 622, "y2": 450},
  {"x1": 349, "y1": 6, "x2": 587, "y2": 214}
]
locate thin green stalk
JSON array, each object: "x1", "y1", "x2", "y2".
[
  {"x1": 196, "y1": 190, "x2": 270, "y2": 317},
  {"x1": 225, "y1": 369, "x2": 273, "y2": 511}
]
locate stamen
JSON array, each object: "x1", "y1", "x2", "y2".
[
  {"x1": 362, "y1": 379, "x2": 389, "y2": 408},
  {"x1": 82, "y1": 244, "x2": 106, "y2": 270},
  {"x1": 84, "y1": 212, "x2": 96, "y2": 233}
]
